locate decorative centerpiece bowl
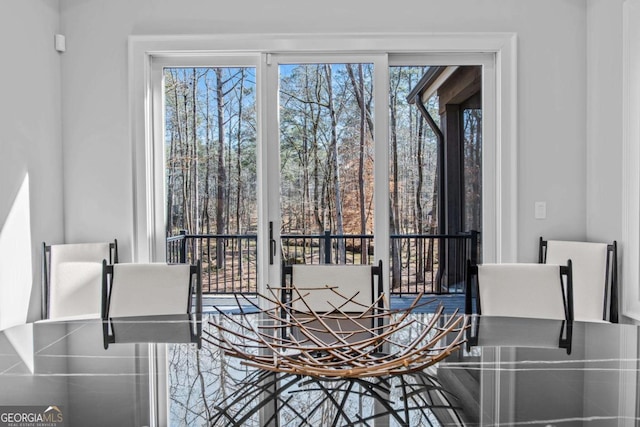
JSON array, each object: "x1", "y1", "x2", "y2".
[{"x1": 205, "y1": 285, "x2": 468, "y2": 378}]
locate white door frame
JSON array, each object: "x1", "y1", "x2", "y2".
[
  {"x1": 387, "y1": 53, "x2": 499, "y2": 263},
  {"x1": 264, "y1": 53, "x2": 391, "y2": 295},
  {"x1": 146, "y1": 54, "x2": 261, "y2": 262},
  {"x1": 129, "y1": 33, "x2": 518, "y2": 294},
  {"x1": 266, "y1": 52, "x2": 499, "y2": 298},
  {"x1": 622, "y1": 0, "x2": 640, "y2": 321}
]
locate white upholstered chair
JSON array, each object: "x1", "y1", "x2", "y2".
[
  {"x1": 281, "y1": 261, "x2": 383, "y2": 313},
  {"x1": 102, "y1": 262, "x2": 201, "y2": 319},
  {"x1": 101, "y1": 262, "x2": 202, "y2": 348},
  {"x1": 465, "y1": 262, "x2": 573, "y2": 322},
  {"x1": 281, "y1": 261, "x2": 383, "y2": 346},
  {"x1": 539, "y1": 238, "x2": 618, "y2": 322},
  {"x1": 41, "y1": 240, "x2": 117, "y2": 320}
]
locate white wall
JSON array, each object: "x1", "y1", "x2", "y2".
[
  {"x1": 0, "y1": 0, "x2": 63, "y2": 326},
  {"x1": 585, "y1": 0, "x2": 632, "y2": 320},
  {"x1": 58, "y1": 0, "x2": 589, "y2": 265},
  {"x1": 0, "y1": 0, "x2": 627, "y2": 324},
  {"x1": 0, "y1": 0, "x2": 629, "y2": 323},
  {"x1": 586, "y1": 0, "x2": 623, "y2": 243}
]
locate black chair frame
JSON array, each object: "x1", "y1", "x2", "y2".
[
  {"x1": 101, "y1": 261, "x2": 202, "y2": 349},
  {"x1": 466, "y1": 315, "x2": 573, "y2": 355},
  {"x1": 465, "y1": 260, "x2": 574, "y2": 324},
  {"x1": 281, "y1": 260, "x2": 384, "y2": 313},
  {"x1": 280, "y1": 260, "x2": 385, "y2": 338},
  {"x1": 539, "y1": 237, "x2": 618, "y2": 323}
]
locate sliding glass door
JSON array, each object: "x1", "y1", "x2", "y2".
[
  {"x1": 149, "y1": 51, "x2": 494, "y2": 297},
  {"x1": 266, "y1": 54, "x2": 491, "y2": 296}
]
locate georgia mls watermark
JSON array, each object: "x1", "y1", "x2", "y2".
[{"x1": 0, "y1": 406, "x2": 63, "y2": 427}]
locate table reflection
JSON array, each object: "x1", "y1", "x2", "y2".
[
  {"x1": 0, "y1": 314, "x2": 638, "y2": 426},
  {"x1": 168, "y1": 311, "x2": 470, "y2": 426},
  {"x1": 103, "y1": 313, "x2": 201, "y2": 349},
  {"x1": 167, "y1": 314, "x2": 640, "y2": 426},
  {"x1": 466, "y1": 315, "x2": 573, "y2": 354},
  {"x1": 207, "y1": 369, "x2": 464, "y2": 426}
]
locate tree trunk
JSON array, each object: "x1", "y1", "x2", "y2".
[
  {"x1": 389, "y1": 80, "x2": 401, "y2": 289},
  {"x1": 324, "y1": 64, "x2": 345, "y2": 263},
  {"x1": 179, "y1": 73, "x2": 192, "y2": 234},
  {"x1": 358, "y1": 65, "x2": 366, "y2": 260},
  {"x1": 202, "y1": 72, "x2": 212, "y2": 235},
  {"x1": 416, "y1": 116, "x2": 425, "y2": 282},
  {"x1": 235, "y1": 69, "x2": 245, "y2": 234},
  {"x1": 215, "y1": 68, "x2": 227, "y2": 268},
  {"x1": 191, "y1": 68, "x2": 199, "y2": 236},
  {"x1": 347, "y1": 64, "x2": 369, "y2": 261}
]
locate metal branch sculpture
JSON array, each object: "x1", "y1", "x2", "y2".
[{"x1": 205, "y1": 285, "x2": 468, "y2": 378}]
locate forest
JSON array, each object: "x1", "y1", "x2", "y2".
[
  {"x1": 164, "y1": 63, "x2": 480, "y2": 292},
  {"x1": 164, "y1": 64, "x2": 439, "y2": 239},
  {"x1": 165, "y1": 67, "x2": 257, "y2": 237}
]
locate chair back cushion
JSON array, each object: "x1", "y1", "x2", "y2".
[
  {"x1": 544, "y1": 240, "x2": 608, "y2": 322},
  {"x1": 108, "y1": 263, "x2": 192, "y2": 317},
  {"x1": 477, "y1": 263, "x2": 566, "y2": 320},
  {"x1": 289, "y1": 315, "x2": 374, "y2": 345},
  {"x1": 49, "y1": 243, "x2": 113, "y2": 319},
  {"x1": 50, "y1": 262, "x2": 103, "y2": 319},
  {"x1": 290, "y1": 264, "x2": 374, "y2": 313}
]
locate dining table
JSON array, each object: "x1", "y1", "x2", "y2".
[{"x1": 0, "y1": 311, "x2": 638, "y2": 426}]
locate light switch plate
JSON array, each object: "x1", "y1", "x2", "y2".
[{"x1": 535, "y1": 201, "x2": 546, "y2": 219}]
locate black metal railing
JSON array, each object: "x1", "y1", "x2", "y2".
[
  {"x1": 281, "y1": 231, "x2": 375, "y2": 265},
  {"x1": 167, "y1": 231, "x2": 258, "y2": 294},
  {"x1": 390, "y1": 231, "x2": 479, "y2": 296},
  {"x1": 167, "y1": 230, "x2": 479, "y2": 295}
]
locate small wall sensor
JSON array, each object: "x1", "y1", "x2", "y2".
[{"x1": 54, "y1": 34, "x2": 66, "y2": 53}]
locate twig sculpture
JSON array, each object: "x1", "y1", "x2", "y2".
[{"x1": 205, "y1": 285, "x2": 468, "y2": 378}]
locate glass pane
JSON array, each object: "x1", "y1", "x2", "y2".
[
  {"x1": 389, "y1": 66, "x2": 440, "y2": 293},
  {"x1": 389, "y1": 66, "x2": 439, "y2": 236},
  {"x1": 279, "y1": 63, "x2": 374, "y2": 264},
  {"x1": 389, "y1": 65, "x2": 482, "y2": 294},
  {"x1": 164, "y1": 67, "x2": 257, "y2": 293},
  {"x1": 463, "y1": 107, "x2": 482, "y2": 236}
]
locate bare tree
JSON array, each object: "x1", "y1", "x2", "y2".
[
  {"x1": 215, "y1": 68, "x2": 227, "y2": 268},
  {"x1": 235, "y1": 69, "x2": 246, "y2": 233},
  {"x1": 324, "y1": 64, "x2": 346, "y2": 263},
  {"x1": 389, "y1": 70, "x2": 402, "y2": 288},
  {"x1": 202, "y1": 71, "x2": 212, "y2": 235},
  {"x1": 346, "y1": 64, "x2": 371, "y2": 257}
]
